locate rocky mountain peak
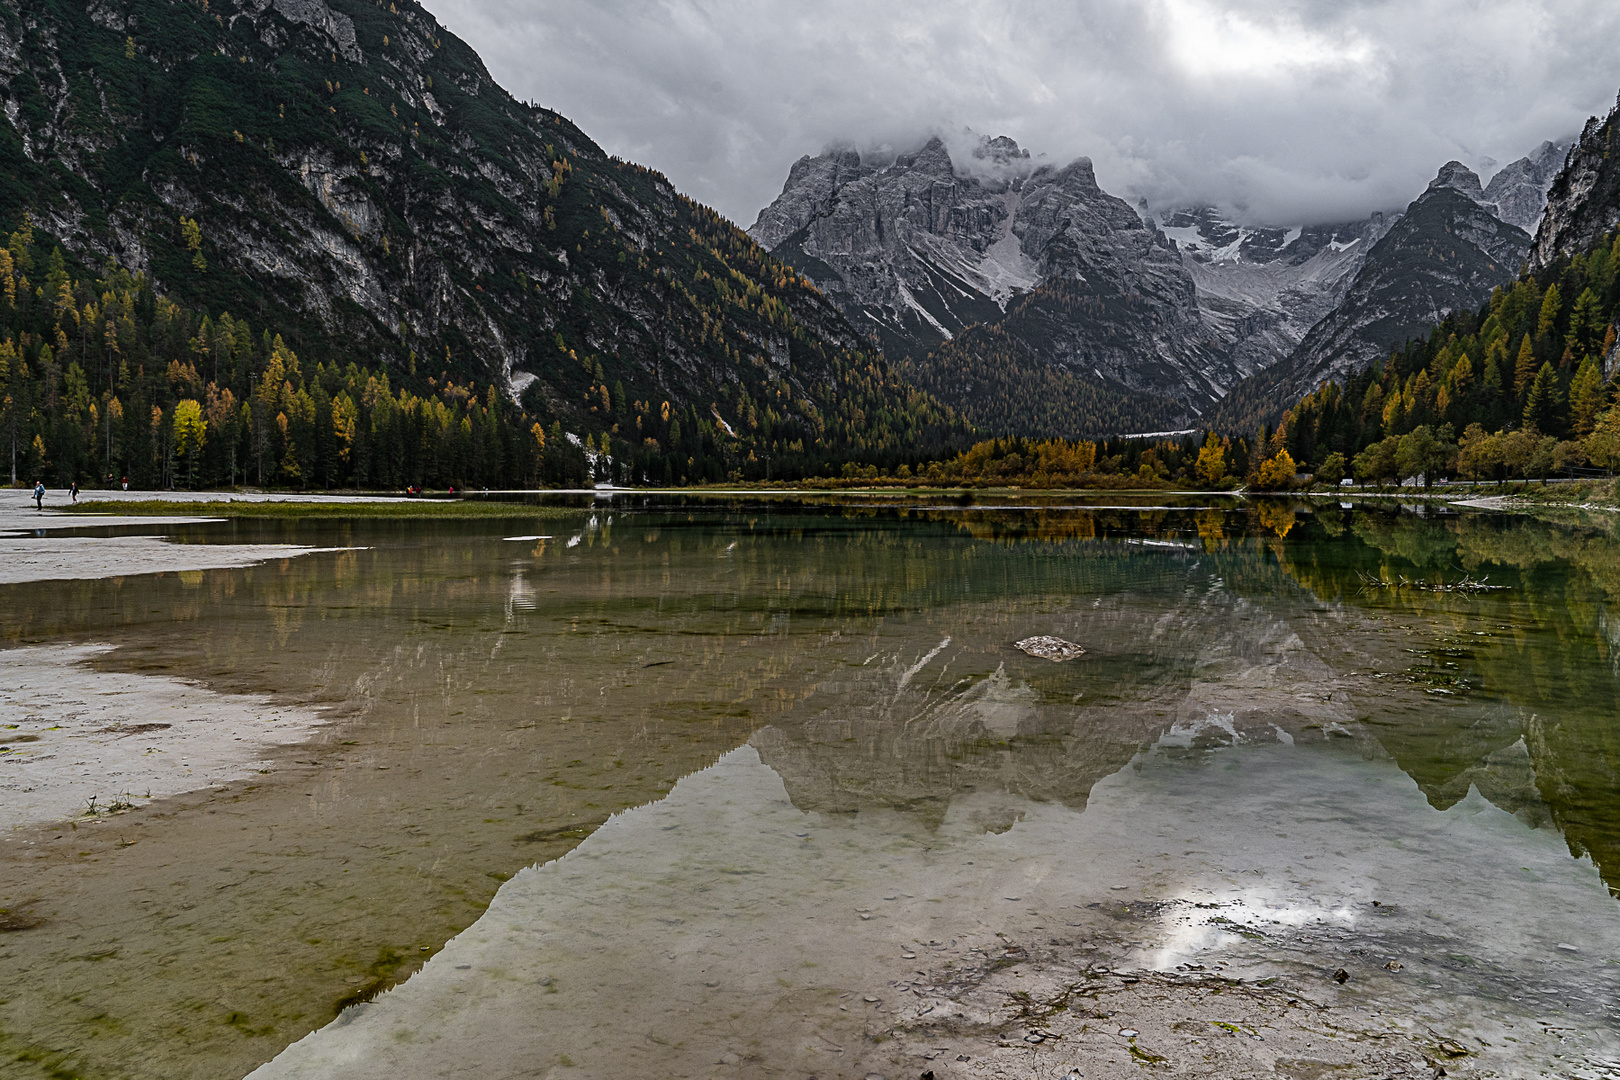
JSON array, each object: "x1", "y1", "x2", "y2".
[
  {"x1": 1427, "y1": 161, "x2": 1486, "y2": 202},
  {"x1": 748, "y1": 133, "x2": 1242, "y2": 431},
  {"x1": 1482, "y1": 139, "x2": 1570, "y2": 231},
  {"x1": 751, "y1": 147, "x2": 875, "y2": 251},
  {"x1": 1530, "y1": 98, "x2": 1620, "y2": 271},
  {"x1": 1042, "y1": 156, "x2": 1095, "y2": 187},
  {"x1": 898, "y1": 136, "x2": 956, "y2": 176},
  {"x1": 973, "y1": 135, "x2": 1030, "y2": 167}
]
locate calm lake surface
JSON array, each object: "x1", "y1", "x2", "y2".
[{"x1": 2, "y1": 496, "x2": 1619, "y2": 1079}]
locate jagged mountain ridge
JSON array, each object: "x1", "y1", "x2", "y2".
[
  {"x1": 1484, "y1": 139, "x2": 1570, "y2": 232},
  {"x1": 1159, "y1": 207, "x2": 1393, "y2": 384},
  {"x1": 753, "y1": 131, "x2": 1569, "y2": 439},
  {"x1": 749, "y1": 137, "x2": 1400, "y2": 436},
  {"x1": 751, "y1": 136, "x2": 1261, "y2": 435},
  {"x1": 0, "y1": 0, "x2": 960, "y2": 464},
  {"x1": 1531, "y1": 98, "x2": 1620, "y2": 272},
  {"x1": 1211, "y1": 158, "x2": 1552, "y2": 433},
  {"x1": 748, "y1": 136, "x2": 1037, "y2": 361}
]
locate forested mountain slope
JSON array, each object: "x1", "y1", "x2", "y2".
[
  {"x1": 1252, "y1": 100, "x2": 1620, "y2": 489},
  {"x1": 1212, "y1": 162, "x2": 1533, "y2": 434},
  {"x1": 0, "y1": 0, "x2": 963, "y2": 485}
]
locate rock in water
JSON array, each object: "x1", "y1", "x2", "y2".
[{"x1": 1014, "y1": 636, "x2": 1086, "y2": 662}]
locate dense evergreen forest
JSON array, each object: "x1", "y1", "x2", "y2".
[
  {"x1": 1254, "y1": 228, "x2": 1620, "y2": 488},
  {"x1": 906, "y1": 278, "x2": 1188, "y2": 438},
  {"x1": 0, "y1": 213, "x2": 970, "y2": 490},
  {"x1": 0, "y1": 229, "x2": 542, "y2": 490}
]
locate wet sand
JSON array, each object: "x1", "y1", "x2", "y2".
[
  {"x1": 0, "y1": 487, "x2": 366, "y2": 584},
  {"x1": 0, "y1": 493, "x2": 361, "y2": 826},
  {"x1": 0, "y1": 644, "x2": 325, "y2": 828}
]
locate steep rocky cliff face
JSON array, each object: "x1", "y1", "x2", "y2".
[
  {"x1": 1531, "y1": 98, "x2": 1620, "y2": 272},
  {"x1": 749, "y1": 137, "x2": 1053, "y2": 362},
  {"x1": 1484, "y1": 139, "x2": 1569, "y2": 232},
  {"x1": 752, "y1": 137, "x2": 1438, "y2": 437},
  {"x1": 1212, "y1": 162, "x2": 1533, "y2": 432},
  {"x1": 0, "y1": 0, "x2": 958, "y2": 456},
  {"x1": 1160, "y1": 208, "x2": 1391, "y2": 383},
  {"x1": 751, "y1": 138, "x2": 1240, "y2": 434}
]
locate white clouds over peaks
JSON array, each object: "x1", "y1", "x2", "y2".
[{"x1": 421, "y1": 0, "x2": 1620, "y2": 228}]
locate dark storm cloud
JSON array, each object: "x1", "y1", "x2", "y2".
[{"x1": 421, "y1": 0, "x2": 1620, "y2": 227}]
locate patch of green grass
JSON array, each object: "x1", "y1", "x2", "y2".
[
  {"x1": 1128, "y1": 1041, "x2": 1166, "y2": 1064},
  {"x1": 61, "y1": 499, "x2": 577, "y2": 520}
]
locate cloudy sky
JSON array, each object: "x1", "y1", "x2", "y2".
[{"x1": 422, "y1": 0, "x2": 1620, "y2": 229}]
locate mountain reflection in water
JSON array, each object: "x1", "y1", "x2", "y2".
[
  {"x1": 737, "y1": 499, "x2": 1620, "y2": 902},
  {"x1": 4, "y1": 498, "x2": 1619, "y2": 1080},
  {"x1": 250, "y1": 498, "x2": 1620, "y2": 1080}
]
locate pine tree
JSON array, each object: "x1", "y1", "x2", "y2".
[
  {"x1": 1569, "y1": 358, "x2": 1609, "y2": 436},
  {"x1": 1513, "y1": 334, "x2": 1538, "y2": 397},
  {"x1": 1566, "y1": 287, "x2": 1605, "y2": 359},
  {"x1": 1523, "y1": 362, "x2": 1565, "y2": 436},
  {"x1": 1537, "y1": 284, "x2": 1562, "y2": 335},
  {"x1": 180, "y1": 217, "x2": 206, "y2": 273}
]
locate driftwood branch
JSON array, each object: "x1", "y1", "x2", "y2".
[{"x1": 1356, "y1": 571, "x2": 1509, "y2": 594}]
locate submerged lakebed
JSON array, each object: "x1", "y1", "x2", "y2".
[{"x1": 1, "y1": 494, "x2": 1619, "y2": 1079}]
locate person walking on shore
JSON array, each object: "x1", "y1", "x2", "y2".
[
  {"x1": 33, "y1": 480, "x2": 44, "y2": 510},
  {"x1": 69, "y1": 480, "x2": 78, "y2": 503}
]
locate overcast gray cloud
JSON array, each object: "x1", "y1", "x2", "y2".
[{"x1": 421, "y1": 0, "x2": 1620, "y2": 228}]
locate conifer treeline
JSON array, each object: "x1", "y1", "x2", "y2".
[
  {"x1": 906, "y1": 279, "x2": 1184, "y2": 438},
  {"x1": 0, "y1": 221, "x2": 557, "y2": 490},
  {"x1": 0, "y1": 212, "x2": 969, "y2": 491},
  {"x1": 1258, "y1": 229, "x2": 1620, "y2": 486},
  {"x1": 888, "y1": 432, "x2": 1253, "y2": 489}
]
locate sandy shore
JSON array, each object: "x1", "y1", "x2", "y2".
[
  {"x1": 0, "y1": 490, "x2": 358, "y2": 826},
  {"x1": 0, "y1": 487, "x2": 375, "y2": 584},
  {"x1": 0, "y1": 644, "x2": 325, "y2": 829},
  {"x1": 0, "y1": 536, "x2": 356, "y2": 585}
]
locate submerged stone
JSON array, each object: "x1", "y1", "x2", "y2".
[{"x1": 1013, "y1": 636, "x2": 1086, "y2": 661}]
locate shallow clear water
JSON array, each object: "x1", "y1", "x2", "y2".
[{"x1": 2, "y1": 498, "x2": 1619, "y2": 1078}]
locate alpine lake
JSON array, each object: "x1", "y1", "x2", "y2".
[{"x1": 2, "y1": 493, "x2": 1619, "y2": 1080}]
